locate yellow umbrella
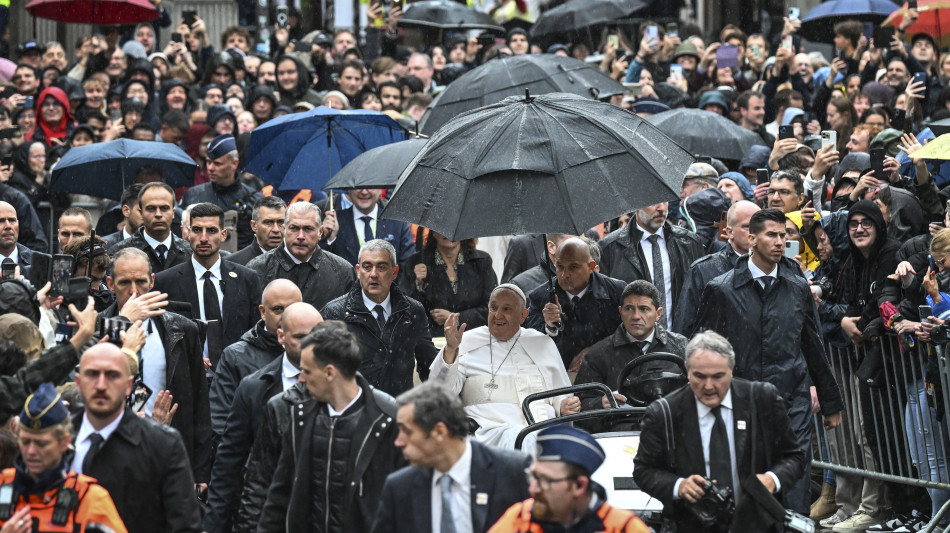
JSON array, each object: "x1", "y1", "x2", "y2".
[{"x1": 908, "y1": 134, "x2": 950, "y2": 160}]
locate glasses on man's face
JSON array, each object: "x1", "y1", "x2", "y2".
[
  {"x1": 524, "y1": 468, "x2": 574, "y2": 491},
  {"x1": 848, "y1": 219, "x2": 874, "y2": 230},
  {"x1": 41, "y1": 100, "x2": 61, "y2": 108}
]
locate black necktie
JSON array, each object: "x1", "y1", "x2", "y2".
[
  {"x1": 360, "y1": 215, "x2": 374, "y2": 242},
  {"x1": 373, "y1": 304, "x2": 386, "y2": 332},
  {"x1": 758, "y1": 276, "x2": 774, "y2": 298},
  {"x1": 647, "y1": 234, "x2": 667, "y2": 312},
  {"x1": 155, "y1": 244, "x2": 168, "y2": 268},
  {"x1": 638, "y1": 341, "x2": 650, "y2": 354},
  {"x1": 709, "y1": 406, "x2": 733, "y2": 492},
  {"x1": 82, "y1": 433, "x2": 104, "y2": 474},
  {"x1": 202, "y1": 271, "x2": 224, "y2": 367}
]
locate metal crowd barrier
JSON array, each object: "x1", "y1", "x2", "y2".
[{"x1": 815, "y1": 334, "x2": 950, "y2": 532}]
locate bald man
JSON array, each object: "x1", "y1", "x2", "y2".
[
  {"x1": 673, "y1": 200, "x2": 761, "y2": 335},
  {"x1": 232, "y1": 304, "x2": 328, "y2": 530},
  {"x1": 73, "y1": 343, "x2": 202, "y2": 533},
  {"x1": 525, "y1": 238, "x2": 627, "y2": 370},
  {"x1": 210, "y1": 278, "x2": 303, "y2": 437},
  {"x1": 0, "y1": 200, "x2": 51, "y2": 289},
  {"x1": 204, "y1": 302, "x2": 321, "y2": 533}
]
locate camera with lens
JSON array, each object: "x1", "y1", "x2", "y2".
[
  {"x1": 930, "y1": 323, "x2": 950, "y2": 344},
  {"x1": 809, "y1": 278, "x2": 833, "y2": 299},
  {"x1": 686, "y1": 478, "x2": 735, "y2": 528}
]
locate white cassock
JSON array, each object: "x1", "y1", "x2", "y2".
[{"x1": 429, "y1": 326, "x2": 572, "y2": 450}]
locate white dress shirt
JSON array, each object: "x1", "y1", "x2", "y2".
[
  {"x1": 362, "y1": 291, "x2": 392, "y2": 322},
  {"x1": 747, "y1": 257, "x2": 778, "y2": 289},
  {"x1": 431, "y1": 439, "x2": 473, "y2": 533},
  {"x1": 281, "y1": 353, "x2": 299, "y2": 391},
  {"x1": 0, "y1": 246, "x2": 19, "y2": 264},
  {"x1": 142, "y1": 231, "x2": 172, "y2": 255},
  {"x1": 71, "y1": 411, "x2": 124, "y2": 474},
  {"x1": 140, "y1": 317, "x2": 166, "y2": 416},
  {"x1": 638, "y1": 224, "x2": 673, "y2": 328}
]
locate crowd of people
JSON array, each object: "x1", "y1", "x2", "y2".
[{"x1": 4, "y1": 0, "x2": 950, "y2": 532}]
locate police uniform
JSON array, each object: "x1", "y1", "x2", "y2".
[
  {"x1": 0, "y1": 383, "x2": 127, "y2": 533},
  {"x1": 488, "y1": 426, "x2": 649, "y2": 533}
]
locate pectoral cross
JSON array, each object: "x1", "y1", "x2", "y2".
[{"x1": 485, "y1": 378, "x2": 499, "y2": 401}]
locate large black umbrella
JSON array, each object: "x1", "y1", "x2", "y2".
[
  {"x1": 381, "y1": 92, "x2": 694, "y2": 241},
  {"x1": 49, "y1": 139, "x2": 196, "y2": 201},
  {"x1": 419, "y1": 54, "x2": 625, "y2": 135},
  {"x1": 399, "y1": 0, "x2": 504, "y2": 32},
  {"x1": 322, "y1": 138, "x2": 428, "y2": 191},
  {"x1": 530, "y1": 0, "x2": 649, "y2": 39},
  {"x1": 646, "y1": 108, "x2": 766, "y2": 161}
]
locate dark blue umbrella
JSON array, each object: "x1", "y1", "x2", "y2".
[
  {"x1": 800, "y1": 0, "x2": 900, "y2": 42},
  {"x1": 245, "y1": 107, "x2": 409, "y2": 191},
  {"x1": 49, "y1": 138, "x2": 196, "y2": 201}
]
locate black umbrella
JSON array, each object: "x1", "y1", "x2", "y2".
[
  {"x1": 646, "y1": 108, "x2": 767, "y2": 161},
  {"x1": 49, "y1": 138, "x2": 197, "y2": 201},
  {"x1": 530, "y1": 0, "x2": 649, "y2": 39},
  {"x1": 419, "y1": 54, "x2": 626, "y2": 135},
  {"x1": 399, "y1": 0, "x2": 504, "y2": 32},
  {"x1": 381, "y1": 92, "x2": 694, "y2": 241},
  {"x1": 322, "y1": 138, "x2": 428, "y2": 191}
]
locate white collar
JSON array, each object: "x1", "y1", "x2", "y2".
[
  {"x1": 566, "y1": 284, "x2": 589, "y2": 300},
  {"x1": 192, "y1": 256, "x2": 222, "y2": 281},
  {"x1": 362, "y1": 291, "x2": 392, "y2": 316},
  {"x1": 638, "y1": 223, "x2": 665, "y2": 241},
  {"x1": 436, "y1": 439, "x2": 472, "y2": 482},
  {"x1": 284, "y1": 246, "x2": 313, "y2": 265},
  {"x1": 0, "y1": 246, "x2": 18, "y2": 263},
  {"x1": 747, "y1": 256, "x2": 778, "y2": 280},
  {"x1": 281, "y1": 353, "x2": 299, "y2": 380},
  {"x1": 143, "y1": 230, "x2": 172, "y2": 250},
  {"x1": 76, "y1": 410, "x2": 124, "y2": 445},
  {"x1": 355, "y1": 204, "x2": 378, "y2": 218},
  {"x1": 695, "y1": 388, "x2": 733, "y2": 419},
  {"x1": 122, "y1": 227, "x2": 133, "y2": 240},
  {"x1": 625, "y1": 326, "x2": 656, "y2": 344},
  {"x1": 327, "y1": 386, "x2": 363, "y2": 417}
]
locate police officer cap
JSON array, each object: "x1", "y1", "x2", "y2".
[
  {"x1": 19, "y1": 382, "x2": 68, "y2": 432},
  {"x1": 536, "y1": 425, "x2": 605, "y2": 476},
  {"x1": 207, "y1": 134, "x2": 237, "y2": 160}
]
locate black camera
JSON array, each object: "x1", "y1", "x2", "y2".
[
  {"x1": 930, "y1": 323, "x2": 950, "y2": 344},
  {"x1": 687, "y1": 478, "x2": 735, "y2": 528},
  {"x1": 809, "y1": 278, "x2": 833, "y2": 299}
]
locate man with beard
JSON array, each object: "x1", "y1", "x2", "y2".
[
  {"x1": 154, "y1": 202, "x2": 262, "y2": 370},
  {"x1": 72, "y1": 342, "x2": 202, "y2": 533},
  {"x1": 599, "y1": 202, "x2": 705, "y2": 330},
  {"x1": 378, "y1": 81, "x2": 402, "y2": 112},
  {"x1": 229, "y1": 196, "x2": 286, "y2": 266},
  {"x1": 102, "y1": 184, "x2": 145, "y2": 248}
]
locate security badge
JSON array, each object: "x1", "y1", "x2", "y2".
[
  {"x1": 737, "y1": 420, "x2": 747, "y2": 431},
  {"x1": 476, "y1": 493, "x2": 488, "y2": 505}
]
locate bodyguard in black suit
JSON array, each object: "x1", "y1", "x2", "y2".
[
  {"x1": 154, "y1": 202, "x2": 262, "y2": 368},
  {"x1": 320, "y1": 190, "x2": 415, "y2": 266},
  {"x1": 372, "y1": 381, "x2": 530, "y2": 533},
  {"x1": 525, "y1": 237, "x2": 626, "y2": 369},
  {"x1": 0, "y1": 201, "x2": 50, "y2": 288},
  {"x1": 109, "y1": 183, "x2": 192, "y2": 274},
  {"x1": 633, "y1": 331, "x2": 806, "y2": 532},
  {"x1": 228, "y1": 196, "x2": 287, "y2": 266}
]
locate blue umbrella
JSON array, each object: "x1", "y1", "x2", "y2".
[
  {"x1": 245, "y1": 107, "x2": 409, "y2": 191},
  {"x1": 800, "y1": 0, "x2": 900, "y2": 42},
  {"x1": 49, "y1": 138, "x2": 197, "y2": 201}
]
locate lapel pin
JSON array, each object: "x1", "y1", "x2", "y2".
[
  {"x1": 737, "y1": 420, "x2": 746, "y2": 430},
  {"x1": 476, "y1": 493, "x2": 488, "y2": 505},
  {"x1": 229, "y1": 271, "x2": 237, "y2": 278}
]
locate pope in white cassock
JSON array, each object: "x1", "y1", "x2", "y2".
[{"x1": 429, "y1": 283, "x2": 581, "y2": 450}]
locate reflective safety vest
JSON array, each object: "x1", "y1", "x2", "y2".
[
  {"x1": 0, "y1": 468, "x2": 128, "y2": 533},
  {"x1": 487, "y1": 498, "x2": 650, "y2": 533}
]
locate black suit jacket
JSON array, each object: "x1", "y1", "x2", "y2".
[
  {"x1": 228, "y1": 241, "x2": 264, "y2": 266},
  {"x1": 72, "y1": 409, "x2": 202, "y2": 533},
  {"x1": 108, "y1": 227, "x2": 192, "y2": 274},
  {"x1": 321, "y1": 205, "x2": 415, "y2": 266},
  {"x1": 371, "y1": 440, "x2": 530, "y2": 533},
  {"x1": 632, "y1": 379, "x2": 805, "y2": 530},
  {"x1": 15, "y1": 243, "x2": 50, "y2": 289},
  {"x1": 153, "y1": 257, "x2": 262, "y2": 363}
]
